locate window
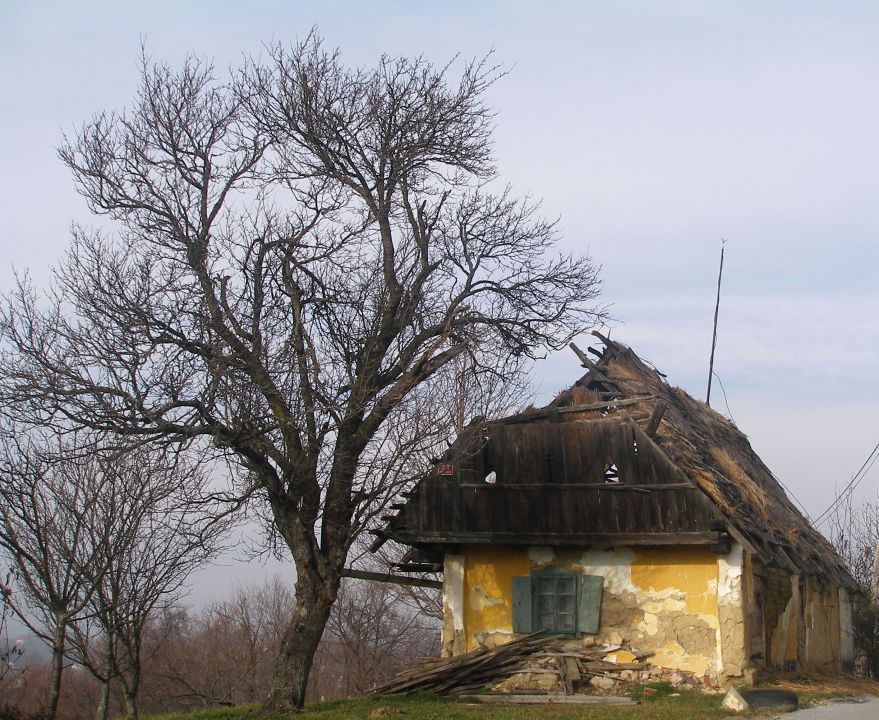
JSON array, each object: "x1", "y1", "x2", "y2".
[
  {"x1": 512, "y1": 569, "x2": 603, "y2": 636},
  {"x1": 535, "y1": 568, "x2": 577, "y2": 633}
]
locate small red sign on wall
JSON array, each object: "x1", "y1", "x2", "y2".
[{"x1": 436, "y1": 463, "x2": 454, "y2": 476}]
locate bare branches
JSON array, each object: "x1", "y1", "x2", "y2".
[
  {"x1": 64, "y1": 444, "x2": 228, "y2": 720},
  {"x1": 0, "y1": 32, "x2": 607, "y2": 709}
]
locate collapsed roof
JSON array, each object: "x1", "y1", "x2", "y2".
[{"x1": 373, "y1": 332, "x2": 854, "y2": 590}]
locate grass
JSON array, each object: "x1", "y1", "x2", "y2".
[
  {"x1": 141, "y1": 675, "x2": 879, "y2": 720},
  {"x1": 141, "y1": 684, "x2": 758, "y2": 720},
  {"x1": 142, "y1": 673, "x2": 879, "y2": 720}
]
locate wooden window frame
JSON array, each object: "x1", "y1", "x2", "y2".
[
  {"x1": 533, "y1": 567, "x2": 578, "y2": 635},
  {"x1": 512, "y1": 570, "x2": 603, "y2": 636}
]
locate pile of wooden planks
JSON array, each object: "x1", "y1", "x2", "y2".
[
  {"x1": 371, "y1": 633, "x2": 647, "y2": 696},
  {"x1": 371, "y1": 632, "x2": 552, "y2": 696},
  {"x1": 548, "y1": 651, "x2": 647, "y2": 694}
]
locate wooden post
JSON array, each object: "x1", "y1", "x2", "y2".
[{"x1": 706, "y1": 241, "x2": 726, "y2": 406}]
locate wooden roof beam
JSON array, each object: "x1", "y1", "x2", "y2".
[{"x1": 342, "y1": 568, "x2": 442, "y2": 589}]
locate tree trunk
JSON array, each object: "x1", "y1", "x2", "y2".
[
  {"x1": 96, "y1": 679, "x2": 110, "y2": 720},
  {"x1": 46, "y1": 618, "x2": 66, "y2": 720},
  {"x1": 123, "y1": 667, "x2": 140, "y2": 720},
  {"x1": 124, "y1": 692, "x2": 137, "y2": 720},
  {"x1": 265, "y1": 578, "x2": 335, "y2": 709}
]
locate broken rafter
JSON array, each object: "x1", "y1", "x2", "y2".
[
  {"x1": 590, "y1": 328, "x2": 613, "y2": 346},
  {"x1": 645, "y1": 401, "x2": 668, "y2": 438},
  {"x1": 569, "y1": 341, "x2": 595, "y2": 368},
  {"x1": 367, "y1": 530, "x2": 389, "y2": 553},
  {"x1": 569, "y1": 342, "x2": 613, "y2": 385}
]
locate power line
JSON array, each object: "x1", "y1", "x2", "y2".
[
  {"x1": 771, "y1": 471, "x2": 815, "y2": 524},
  {"x1": 711, "y1": 371, "x2": 734, "y2": 424},
  {"x1": 813, "y1": 439, "x2": 879, "y2": 527}
]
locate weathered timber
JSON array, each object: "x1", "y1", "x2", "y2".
[
  {"x1": 379, "y1": 415, "x2": 728, "y2": 547},
  {"x1": 393, "y1": 562, "x2": 443, "y2": 573},
  {"x1": 555, "y1": 654, "x2": 574, "y2": 695},
  {"x1": 459, "y1": 482, "x2": 697, "y2": 491},
  {"x1": 341, "y1": 568, "x2": 441, "y2": 589},
  {"x1": 565, "y1": 656, "x2": 581, "y2": 684},
  {"x1": 371, "y1": 632, "x2": 553, "y2": 695},
  {"x1": 496, "y1": 396, "x2": 654, "y2": 425},
  {"x1": 385, "y1": 531, "x2": 725, "y2": 546},
  {"x1": 645, "y1": 400, "x2": 668, "y2": 438}
]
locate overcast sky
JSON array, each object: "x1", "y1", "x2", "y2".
[{"x1": 2, "y1": 1, "x2": 878, "y2": 604}]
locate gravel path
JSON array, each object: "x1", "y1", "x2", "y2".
[{"x1": 781, "y1": 696, "x2": 879, "y2": 719}]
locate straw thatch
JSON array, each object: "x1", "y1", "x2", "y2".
[{"x1": 550, "y1": 332, "x2": 854, "y2": 589}]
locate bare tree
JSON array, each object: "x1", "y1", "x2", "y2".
[
  {"x1": 0, "y1": 569, "x2": 25, "y2": 699},
  {"x1": 142, "y1": 579, "x2": 294, "y2": 710},
  {"x1": 829, "y1": 497, "x2": 879, "y2": 677},
  {"x1": 320, "y1": 577, "x2": 438, "y2": 697},
  {"x1": 64, "y1": 447, "x2": 225, "y2": 720},
  {"x1": 0, "y1": 33, "x2": 606, "y2": 708},
  {"x1": 0, "y1": 433, "x2": 112, "y2": 720}
]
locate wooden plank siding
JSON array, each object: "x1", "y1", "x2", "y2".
[{"x1": 383, "y1": 418, "x2": 728, "y2": 548}]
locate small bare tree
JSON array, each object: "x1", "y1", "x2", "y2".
[
  {"x1": 0, "y1": 432, "x2": 111, "y2": 720},
  {"x1": 0, "y1": 33, "x2": 606, "y2": 708},
  {"x1": 142, "y1": 579, "x2": 294, "y2": 710},
  {"x1": 0, "y1": 569, "x2": 25, "y2": 699},
  {"x1": 65, "y1": 447, "x2": 225, "y2": 720},
  {"x1": 319, "y1": 577, "x2": 438, "y2": 697},
  {"x1": 828, "y1": 496, "x2": 879, "y2": 677}
]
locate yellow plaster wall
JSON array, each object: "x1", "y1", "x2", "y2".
[
  {"x1": 454, "y1": 545, "x2": 846, "y2": 677},
  {"x1": 462, "y1": 545, "x2": 530, "y2": 651},
  {"x1": 627, "y1": 548, "x2": 721, "y2": 674},
  {"x1": 458, "y1": 545, "x2": 723, "y2": 677},
  {"x1": 631, "y1": 548, "x2": 720, "y2": 618}
]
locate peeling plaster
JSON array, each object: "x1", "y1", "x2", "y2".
[
  {"x1": 462, "y1": 546, "x2": 529, "y2": 651},
  {"x1": 469, "y1": 584, "x2": 504, "y2": 610},
  {"x1": 717, "y1": 544, "x2": 746, "y2": 677},
  {"x1": 578, "y1": 548, "x2": 637, "y2": 594},
  {"x1": 717, "y1": 544, "x2": 743, "y2": 604},
  {"x1": 441, "y1": 553, "x2": 465, "y2": 656},
  {"x1": 529, "y1": 546, "x2": 555, "y2": 566},
  {"x1": 446, "y1": 544, "x2": 748, "y2": 680},
  {"x1": 580, "y1": 547, "x2": 723, "y2": 677}
]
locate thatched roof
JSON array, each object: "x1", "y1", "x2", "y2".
[
  {"x1": 374, "y1": 332, "x2": 854, "y2": 591},
  {"x1": 550, "y1": 331, "x2": 854, "y2": 589}
]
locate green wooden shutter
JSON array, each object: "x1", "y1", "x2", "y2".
[
  {"x1": 512, "y1": 576, "x2": 532, "y2": 633},
  {"x1": 578, "y1": 574, "x2": 604, "y2": 634}
]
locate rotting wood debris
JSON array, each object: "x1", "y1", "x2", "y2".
[{"x1": 370, "y1": 632, "x2": 700, "y2": 697}]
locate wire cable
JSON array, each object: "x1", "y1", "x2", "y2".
[{"x1": 813, "y1": 439, "x2": 879, "y2": 527}]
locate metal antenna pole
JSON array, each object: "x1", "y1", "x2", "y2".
[{"x1": 706, "y1": 240, "x2": 726, "y2": 406}]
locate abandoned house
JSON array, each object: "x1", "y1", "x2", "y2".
[{"x1": 371, "y1": 333, "x2": 856, "y2": 685}]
